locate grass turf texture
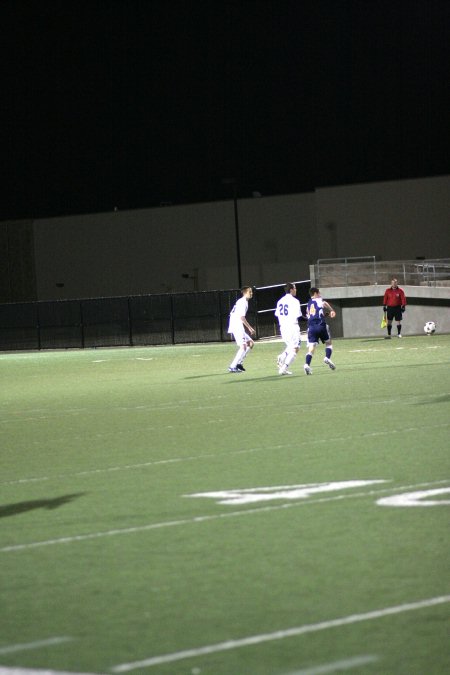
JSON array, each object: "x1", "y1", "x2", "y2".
[{"x1": 0, "y1": 335, "x2": 449, "y2": 675}]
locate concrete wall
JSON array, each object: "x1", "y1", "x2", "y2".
[
  {"x1": 323, "y1": 285, "x2": 450, "y2": 338},
  {"x1": 0, "y1": 220, "x2": 36, "y2": 302},
  {"x1": 315, "y1": 175, "x2": 450, "y2": 260},
  {"x1": 13, "y1": 174, "x2": 450, "y2": 301},
  {"x1": 33, "y1": 192, "x2": 315, "y2": 300}
]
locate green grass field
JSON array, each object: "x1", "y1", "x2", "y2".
[{"x1": 1, "y1": 334, "x2": 449, "y2": 675}]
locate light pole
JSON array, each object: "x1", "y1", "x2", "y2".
[{"x1": 221, "y1": 177, "x2": 242, "y2": 289}]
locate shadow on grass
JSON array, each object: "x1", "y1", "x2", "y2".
[
  {"x1": 0, "y1": 493, "x2": 86, "y2": 518},
  {"x1": 359, "y1": 338, "x2": 389, "y2": 343},
  {"x1": 413, "y1": 394, "x2": 450, "y2": 405},
  {"x1": 184, "y1": 373, "x2": 295, "y2": 382}
]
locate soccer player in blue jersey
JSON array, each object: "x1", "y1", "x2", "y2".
[{"x1": 304, "y1": 287, "x2": 336, "y2": 375}]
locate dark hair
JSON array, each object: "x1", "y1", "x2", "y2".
[
  {"x1": 309, "y1": 287, "x2": 319, "y2": 297},
  {"x1": 284, "y1": 282, "x2": 295, "y2": 293}
]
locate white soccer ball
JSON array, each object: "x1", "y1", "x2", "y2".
[{"x1": 424, "y1": 321, "x2": 436, "y2": 335}]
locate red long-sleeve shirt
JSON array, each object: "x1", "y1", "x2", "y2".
[{"x1": 383, "y1": 286, "x2": 406, "y2": 307}]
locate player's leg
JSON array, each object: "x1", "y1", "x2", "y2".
[
  {"x1": 322, "y1": 326, "x2": 335, "y2": 370},
  {"x1": 385, "y1": 307, "x2": 394, "y2": 338},
  {"x1": 229, "y1": 330, "x2": 246, "y2": 371},
  {"x1": 279, "y1": 326, "x2": 300, "y2": 375},
  {"x1": 304, "y1": 345, "x2": 314, "y2": 375},
  {"x1": 304, "y1": 328, "x2": 315, "y2": 374},
  {"x1": 282, "y1": 329, "x2": 300, "y2": 373},
  {"x1": 237, "y1": 336, "x2": 254, "y2": 370},
  {"x1": 394, "y1": 307, "x2": 402, "y2": 337},
  {"x1": 279, "y1": 346, "x2": 297, "y2": 375},
  {"x1": 277, "y1": 349, "x2": 287, "y2": 368},
  {"x1": 277, "y1": 327, "x2": 289, "y2": 368},
  {"x1": 323, "y1": 339, "x2": 336, "y2": 370},
  {"x1": 304, "y1": 324, "x2": 317, "y2": 374},
  {"x1": 236, "y1": 335, "x2": 255, "y2": 371}
]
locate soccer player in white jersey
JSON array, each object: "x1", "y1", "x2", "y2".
[
  {"x1": 275, "y1": 282, "x2": 302, "y2": 375},
  {"x1": 227, "y1": 286, "x2": 255, "y2": 372}
]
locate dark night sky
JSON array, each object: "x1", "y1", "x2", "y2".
[{"x1": 1, "y1": 0, "x2": 449, "y2": 220}]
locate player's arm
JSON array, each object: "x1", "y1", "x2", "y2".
[
  {"x1": 241, "y1": 315, "x2": 255, "y2": 334},
  {"x1": 400, "y1": 289, "x2": 406, "y2": 309},
  {"x1": 323, "y1": 301, "x2": 336, "y2": 318}
]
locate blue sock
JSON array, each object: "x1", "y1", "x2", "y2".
[
  {"x1": 325, "y1": 347, "x2": 332, "y2": 359},
  {"x1": 306, "y1": 354, "x2": 312, "y2": 366}
]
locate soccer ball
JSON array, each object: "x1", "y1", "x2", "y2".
[{"x1": 424, "y1": 321, "x2": 436, "y2": 335}]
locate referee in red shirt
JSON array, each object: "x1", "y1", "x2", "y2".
[{"x1": 383, "y1": 278, "x2": 407, "y2": 338}]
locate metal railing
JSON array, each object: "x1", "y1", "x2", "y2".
[{"x1": 313, "y1": 258, "x2": 450, "y2": 288}]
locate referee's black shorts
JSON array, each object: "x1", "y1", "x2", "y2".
[{"x1": 386, "y1": 306, "x2": 403, "y2": 321}]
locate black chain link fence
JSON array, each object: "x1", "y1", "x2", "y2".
[{"x1": 0, "y1": 290, "x2": 264, "y2": 351}]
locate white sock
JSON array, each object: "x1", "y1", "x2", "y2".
[
  {"x1": 231, "y1": 346, "x2": 246, "y2": 368},
  {"x1": 238, "y1": 349, "x2": 250, "y2": 365},
  {"x1": 285, "y1": 351, "x2": 297, "y2": 367}
]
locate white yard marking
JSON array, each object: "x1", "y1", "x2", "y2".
[
  {"x1": 378, "y1": 487, "x2": 450, "y2": 506},
  {"x1": 1, "y1": 480, "x2": 448, "y2": 553},
  {"x1": 0, "y1": 637, "x2": 73, "y2": 655},
  {"x1": 0, "y1": 668, "x2": 103, "y2": 675},
  {"x1": 285, "y1": 654, "x2": 379, "y2": 674},
  {"x1": 348, "y1": 344, "x2": 445, "y2": 353},
  {"x1": 348, "y1": 348, "x2": 383, "y2": 353},
  {"x1": 187, "y1": 480, "x2": 387, "y2": 505},
  {"x1": 110, "y1": 595, "x2": 450, "y2": 671}
]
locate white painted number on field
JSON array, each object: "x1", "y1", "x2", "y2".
[
  {"x1": 377, "y1": 487, "x2": 450, "y2": 507},
  {"x1": 187, "y1": 480, "x2": 387, "y2": 505}
]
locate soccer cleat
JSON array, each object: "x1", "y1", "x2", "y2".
[
  {"x1": 324, "y1": 357, "x2": 336, "y2": 370},
  {"x1": 279, "y1": 365, "x2": 293, "y2": 375},
  {"x1": 304, "y1": 364, "x2": 312, "y2": 375},
  {"x1": 397, "y1": 334, "x2": 402, "y2": 338},
  {"x1": 236, "y1": 363, "x2": 246, "y2": 371},
  {"x1": 228, "y1": 367, "x2": 240, "y2": 373},
  {"x1": 384, "y1": 336, "x2": 392, "y2": 339}
]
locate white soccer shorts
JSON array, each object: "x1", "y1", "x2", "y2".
[{"x1": 280, "y1": 324, "x2": 301, "y2": 350}]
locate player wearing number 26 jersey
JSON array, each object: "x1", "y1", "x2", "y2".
[{"x1": 275, "y1": 283, "x2": 302, "y2": 375}]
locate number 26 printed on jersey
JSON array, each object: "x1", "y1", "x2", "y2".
[{"x1": 278, "y1": 303, "x2": 289, "y2": 315}]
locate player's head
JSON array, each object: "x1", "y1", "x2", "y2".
[
  {"x1": 391, "y1": 278, "x2": 398, "y2": 288},
  {"x1": 309, "y1": 287, "x2": 320, "y2": 298},
  {"x1": 241, "y1": 286, "x2": 253, "y2": 298},
  {"x1": 285, "y1": 282, "x2": 296, "y2": 295}
]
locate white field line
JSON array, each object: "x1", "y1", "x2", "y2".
[
  {"x1": 285, "y1": 655, "x2": 379, "y2": 675},
  {"x1": 0, "y1": 669, "x2": 103, "y2": 675},
  {"x1": 1, "y1": 386, "x2": 449, "y2": 427},
  {"x1": 0, "y1": 637, "x2": 73, "y2": 655},
  {"x1": 1, "y1": 479, "x2": 448, "y2": 554},
  {"x1": 348, "y1": 345, "x2": 445, "y2": 352},
  {"x1": 110, "y1": 595, "x2": 450, "y2": 672},
  {"x1": 2, "y1": 421, "x2": 449, "y2": 488}
]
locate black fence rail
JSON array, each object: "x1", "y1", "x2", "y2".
[{"x1": 0, "y1": 289, "x2": 276, "y2": 351}]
